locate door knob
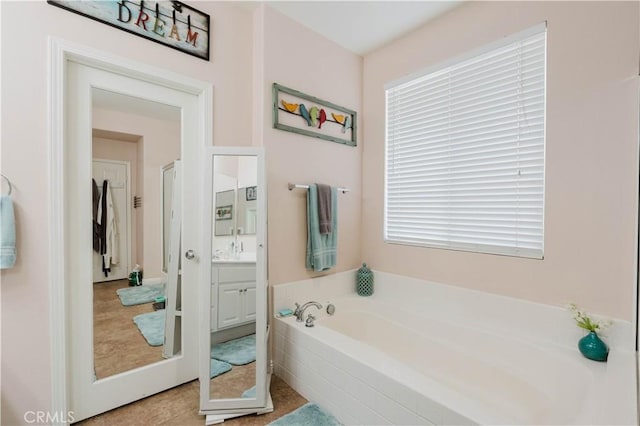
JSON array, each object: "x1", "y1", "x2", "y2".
[{"x1": 184, "y1": 249, "x2": 196, "y2": 260}]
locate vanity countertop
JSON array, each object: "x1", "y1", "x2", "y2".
[{"x1": 212, "y1": 252, "x2": 256, "y2": 263}]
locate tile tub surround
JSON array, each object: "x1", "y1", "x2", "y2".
[{"x1": 272, "y1": 271, "x2": 637, "y2": 425}]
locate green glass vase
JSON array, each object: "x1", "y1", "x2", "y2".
[
  {"x1": 356, "y1": 263, "x2": 374, "y2": 296},
  {"x1": 578, "y1": 331, "x2": 608, "y2": 362}
]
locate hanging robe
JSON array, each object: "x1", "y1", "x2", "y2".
[{"x1": 98, "y1": 180, "x2": 119, "y2": 276}]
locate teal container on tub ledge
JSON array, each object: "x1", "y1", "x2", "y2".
[
  {"x1": 356, "y1": 263, "x2": 374, "y2": 296},
  {"x1": 578, "y1": 331, "x2": 609, "y2": 362}
]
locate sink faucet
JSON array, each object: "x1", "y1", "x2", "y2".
[{"x1": 294, "y1": 301, "x2": 323, "y2": 322}]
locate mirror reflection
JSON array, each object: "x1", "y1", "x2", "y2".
[
  {"x1": 162, "y1": 163, "x2": 175, "y2": 272},
  {"x1": 91, "y1": 89, "x2": 181, "y2": 380},
  {"x1": 215, "y1": 190, "x2": 235, "y2": 236},
  {"x1": 237, "y1": 186, "x2": 257, "y2": 235},
  {"x1": 209, "y1": 155, "x2": 258, "y2": 401}
]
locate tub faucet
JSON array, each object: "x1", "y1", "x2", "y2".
[{"x1": 294, "y1": 301, "x2": 323, "y2": 322}]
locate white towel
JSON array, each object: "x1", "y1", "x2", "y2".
[
  {"x1": 98, "y1": 181, "x2": 119, "y2": 268},
  {"x1": 0, "y1": 195, "x2": 16, "y2": 269}
]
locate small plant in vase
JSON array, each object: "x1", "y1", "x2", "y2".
[{"x1": 567, "y1": 303, "x2": 612, "y2": 362}]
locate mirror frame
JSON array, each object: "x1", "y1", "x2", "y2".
[
  {"x1": 200, "y1": 146, "x2": 268, "y2": 413},
  {"x1": 48, "y1": 38, "x2": 212, "y2": 420}
]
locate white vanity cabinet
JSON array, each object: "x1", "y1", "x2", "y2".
[
  {"x1": 218, "y1": 282, "x2": 257, "y2": 328},
  {"x1": 211, "y1": 261, "x2": 256, "y2": 331}
]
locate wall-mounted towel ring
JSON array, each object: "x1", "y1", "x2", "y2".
[{"x1": 1, "y1": 174, "x2": 12, "y2": 196}]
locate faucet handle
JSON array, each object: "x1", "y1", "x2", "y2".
[{"x1": 305, "y1": 313, "x2": 316, "y2": 328}]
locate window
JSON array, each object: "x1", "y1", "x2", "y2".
[{"x1": 385, "y1": 24, "x2": 546, "y2": 259}]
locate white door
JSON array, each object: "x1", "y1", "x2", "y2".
[
  {"x1": 92, "y1": 160, "x2": 130, "y2": 282},
  {"x1": 66, "y1": 60, "x2": 203, "y2": 421}
]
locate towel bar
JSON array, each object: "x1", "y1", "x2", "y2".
[{"x1": 288, "y1": 183, "x2": 349, "y2": 194}]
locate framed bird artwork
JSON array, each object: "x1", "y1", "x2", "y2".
[{"x1": 272, "y1": 83, "x2": 357, "y2": 147}]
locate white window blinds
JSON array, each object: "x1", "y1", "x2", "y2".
[{"x1": 385, "y1": 25, "x2": 546, "y2": 259}]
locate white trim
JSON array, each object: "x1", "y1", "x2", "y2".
[
  {"x1": 141, "y1": 277, "x2": 165, "y2": 286},
  {"x1": 48, "y1": 36, "x2": 68, "y2": 426},
  {"x1": 48, "y1": 37, "x2": 212, "y2": 423},
  {"x1": 635, "y1": 75, "x2": 640, "y2": 352},
  {"x1": 384, "y1": 22, "x2": 547, "y2": 90},
  {"x1": 161, "y1": 161, "x2": 175, "y2": 273}
]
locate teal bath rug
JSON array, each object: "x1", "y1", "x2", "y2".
[
  {"x1": 117, "y1": 283, "x2": 165, "y2": 306},
  {"x1": 241, "y1": 385, "x2": 256, "y2": 398},
  {"x1": 211, "y1": 334, "x2": 256, "y2": 365},
  {"x1": 210, "y1": 359, "x2": 232, "y2": 379},
  {"x1": 133, "y1": 310, "x2": 165, "y2": 346},
  {"x1": 267, "y1": 403, "x2": 341, "y2": 426}
]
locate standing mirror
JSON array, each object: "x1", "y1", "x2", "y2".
[{"x1": 200, "y1": 147, "x2": 270, "y2": 416}]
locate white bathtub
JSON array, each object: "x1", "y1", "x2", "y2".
[{"x1": 273, "y1": 271, "x2": 637, "y2": 425}]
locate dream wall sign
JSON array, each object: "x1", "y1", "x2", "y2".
[
  {"x1": 48, "y1": 0, "x2": 210, "y2": 61},
  {"x1": 273, "y1": 83, "x2": 357, "y2": 147}
]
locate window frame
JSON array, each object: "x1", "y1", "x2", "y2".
[{"x1": 383, "y1": 23, "x2": 547, "y2": 259}]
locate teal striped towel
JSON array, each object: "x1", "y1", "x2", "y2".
[{"x1": 306, "y1": 184, "x2": 337, "y2": 272}]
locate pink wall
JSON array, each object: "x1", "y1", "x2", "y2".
[
  {"x1": 362, "y1": 1, "x2": 639, "y2": 320},
  {"x1": 256, "y1": 6, "x2": 363, "y2": 286},
  {"x1": 0, "y1": 2, "x2": 253, "y2": 423}
]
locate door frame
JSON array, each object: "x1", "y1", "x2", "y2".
[
  {"x1": 92, "y1": 158, "x2": 132, "y2": 283},
  {"x1": 48, "y1": 38, "x2": 212, "y2": 423}
]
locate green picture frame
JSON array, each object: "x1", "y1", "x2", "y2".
[
  {"x1": 215, "y1": 205, "x2": 232, "y2": 221},
  {"x1": 272, "y1": 83, "x2": 357, "y2": 147}
]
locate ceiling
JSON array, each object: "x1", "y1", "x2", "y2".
[
  {"x1": 92, "y1": 88, "x2": 181, "y2": 123},
  {"x1": 93, "y1": 2, "x2": 464, "y2": 121},
  {"x1": 268, "y1": 1, "x2": 463, "y2": 55}
]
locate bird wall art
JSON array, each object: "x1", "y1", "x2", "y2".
[
  {"x1": 279, "y1": 99, "x2": 353, "y2": 133},
  {"x1": 273, "y1": 83, "x2": 357, "y2": 147}
]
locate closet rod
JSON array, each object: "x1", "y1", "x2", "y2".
[{"x1": 288, "y1": 183, "x2": 350, "y2": 194}]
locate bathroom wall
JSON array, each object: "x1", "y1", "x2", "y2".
[
  {"x1": 92, "y1": 135, "x2": 141, "y2": 270},
  {"x1": 362, "y1": 1, "x2": 640, "y2": 320},
  {"x1": 255, "y1": 5, "x2": 364, "y2": 286},
  {"x1": 0, "y1": 2, "x2": 253, "y2": 423},
  {"x1": 93, "y1": 107, "x2": 180, "y2": 280}
]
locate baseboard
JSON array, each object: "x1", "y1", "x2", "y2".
[
  {"x1": 142, "y1": 277, "x2": 164, "y2": 285},
  {"x1": 212, "y1": 322, "x2": 256, "y2": 344}
]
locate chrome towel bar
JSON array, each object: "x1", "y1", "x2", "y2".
[{"x1": 288, "y1": 183, "x2": 350, "y2": 194}]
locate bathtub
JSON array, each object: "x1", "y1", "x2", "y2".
[{"x1": 272, "y1": 271, "x2": 637, "y2": 425}]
